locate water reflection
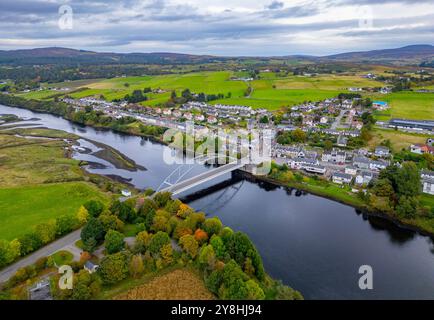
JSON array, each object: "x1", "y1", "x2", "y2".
[{"x1": 2, "y1": 104, "x2": 434, "y2": 299}]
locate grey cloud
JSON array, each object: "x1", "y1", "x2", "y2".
[{"x1": 266, "y1": 1, "x2": 284, "y2": 10}]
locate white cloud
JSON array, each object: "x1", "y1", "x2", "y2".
[{"x1": 0, "y1": 0, "x2": 432, "y2": 55}]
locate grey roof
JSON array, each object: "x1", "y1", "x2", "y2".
[
  {"x1": 421, "y1": 170, "x2": 434, "y2": 177},
  {"x1": 375, "y1": 146, "x2": 389, "y2": 152},
  {"x1": 85, "y1": 261, "x2": 97, "y2": 269},
  {"x1": 291, "y1": 157, "x2": 317, "y2": 164},
  {"x1": 353, "y1": 156, "x2": 370, "y2": 164},
  {"x1": 333, "y1": 172, "x2": 353, "y2": 180}
]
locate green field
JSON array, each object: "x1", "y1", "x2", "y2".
[
  {"x1": 371, "y1": 92, "x2": 434, "y2": 120},
  {"x1": 15, "y1": 70, "x2": 433, "y2": 115},
  {"x1": 0, "y1": 128, "x2": 109, "y2": 240},
  {"x1": 369, "y1": 128, "x2": 431, "y2": 152},
  {"x1": 0, "y1": 182, "x2": 107, "y2": 240},
  {"x1": 18, "y1": 71, "x2": 389, "y2": 110}
]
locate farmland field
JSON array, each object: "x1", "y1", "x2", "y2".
[
  {"x1": 370, "y1": 92, "x2": 434, "y2": 120},
  {"x1": 14, "y1": 71, "x2": 432, "y2": 115},
  {"x1": 0, "y1": 129, "x2": 108, "y2": 240},
  {"x1": 0, "y1": 182, "x2": 107, "y2": 240},
  {"x1": 114, "y1": 269, "x2": 214, "y2": 300},
  {"x1": 369, "y1": 128, "x2": 431, "y2": 152}
]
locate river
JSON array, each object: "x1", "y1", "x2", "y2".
[{"x1": 1, "y1": 104, "x2": 434, "y2": 300}]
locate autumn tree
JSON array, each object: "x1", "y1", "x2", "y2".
[
  {"x1": 153, "y1": 192, "x2": 172, "y2": 208},
  {"x1": 245, "y1": 279, "x2": 265, "y2": 300},
  {"x1": 160, "y1": 243, "x2": 173, "y2": 266},
  {"x1": 81, "y1": 218, "x2": 106, "y2": 252},
  {"x1": 177, "y1": 203, "x2": 194, "y2": 218},
  {"x1": 34, "y1": 220, "x2": 57, "y2": 244},
  {"x1": 179, "y1": 234, "x2": 199, "y2": 259},
  {"x1": 148, "y1": 231, "x2": 170, "y2": 257},
  {"x1": 134, "y1": 231, "x2": 152, "y2": 253},
  {"x1": 104, "y1": 230, "x2": 125, "y2": 254},
  {"x1": 203, "y1": 217, "x2": 222, "y2": 237},
  {"x1": 98, "y1": 211, "x2": 124, "y2": 232},
  {"x1": 199, "y1": 244, "x2": 216, "y2": 270},
  {"x1": 129, "y1": 254, "x2": 144, "y2": 278},
  {"x1": 99, "y1": 251, "x2": 130, "y2": 284},
  {"x1": 0, "y1": 239, "x2": 21, "y2": 268},
  {"x1": 194, "y1": 228, "x2": 209, "y2": 244},
  {"x1": 76, "y1": 206, "x2": 90, "y2": 225}
]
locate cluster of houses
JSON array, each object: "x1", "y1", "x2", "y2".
[
  {"x1": 178, "y1": 101, "x2": 271, "y2": 125},
  {"x1": 277, "y1": 97, "x2": 367, "y2": 136},
  {"x1": 274, "y1": 141, "x2": 434, "y2": 195},
  {"x1": 273, "y1": 143, "x2": 392, "y2": 188}
]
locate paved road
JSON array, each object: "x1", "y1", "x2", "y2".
[
  {"x1": 0, "y1": 229, "x2": 82, "y2": 284},
  {"x1": 331, "y1": 109, "x2": 346, "y2": 130}
]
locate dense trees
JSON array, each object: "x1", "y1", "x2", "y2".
[
  {"x1": 124, "y1": 90, "x2": 147, "y2": 103},
  {"x1": 276, "y1": 128, "x2": 307, "y2": 145},
  {"x1": 370, "y1": 162, "x2": 421, "y2": 218},
  {"x1": 84, "y1": 200, "x2": 104, "y2": 218},
  {"x1": 99, "y1": 251, "x2": 131, "y2": 284},
  {"x1": 0, "y1": 240, "x2": 21, "y2": 268},
  {"x1": 148, "y1": 231, "x2": 170, "y2": 257},
  {"x1": 3, "y1": 192, "x2": 300, "y2": 301},
  {"x1": 81, "y1": 218, "x2": 106, "y2": 252},
  {"x1": 104, "y1": 230, "x2": 125, "y2": 254}
]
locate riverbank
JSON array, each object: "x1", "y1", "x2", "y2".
[
  {"x1": 242, "y1": 169, "x2": 434, "y2": 239},
  {"x1": 2, "y1": 97, "x2": 434, "y2": 238}
]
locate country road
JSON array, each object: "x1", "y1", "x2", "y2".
[{"x1": 0, "y1": 229, "x2": 82, "y2": 284}]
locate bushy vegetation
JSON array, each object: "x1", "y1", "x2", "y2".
[{"x1": 27, "y1": 193, "x2": 302, "y2": 300}]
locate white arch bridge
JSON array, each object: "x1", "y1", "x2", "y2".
[{"x1": 156, "y1": 154, "x2": 246, "y2": 196}]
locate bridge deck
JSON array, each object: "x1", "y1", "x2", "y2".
[{"x1": 160, "y1": 161, "x2": 244, "y2": 195}]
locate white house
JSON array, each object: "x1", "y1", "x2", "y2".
[
  {"x1": 121, "y1": 189, "x2": 132, "y2": 197},
  {"x1": 288, "y1": 157, "x2": 318, "y2": 169},
  {"x1": 353, "y1": 156, "x2": 371, "y2": 169},
  {"x1": 332, "y1": 172, "x2": 353, "y2": 184},
  {"x1": 422, "y1": 177, "x2": 434, "y2": 195},
  {"x1": 369, "y1": 160, "x2": 388, "y2": 171},
  {"x1": 163, "y1": 109, "x2": 172, "y2": 116},
  {"x1": 320, "y1": 116, "x2": 328, "y2": 124},
  {"x1": 304, "y1": 164, "x2": 326, "y2": 175},
  {"x1": 322, "y1": 149, "x2": 346, "y2": 164},
  {"x1": 195, "y1": 114, "x2": 205, "y2": 122},
  {"x1": 84, "y1": 261, "x2": 99, "y2": 274},
  {"x1": 374, "y1": 146, "x2": 390, "y2": 158},
  {"x1": 345, "y1": 166, "x2": 358, "y2": 176}
]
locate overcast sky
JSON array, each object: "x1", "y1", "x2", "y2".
[{"x1": 0, "y1": 0, "x2": 433, "y2": 56}]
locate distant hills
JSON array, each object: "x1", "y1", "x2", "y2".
[
  {"x1": 322, "y1": 45, "x2": 434, "y2": 65},
  {"x1": 0, "y1": 44, "x2": 433, "y2": 66}
]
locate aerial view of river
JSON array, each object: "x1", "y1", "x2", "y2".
[{"x1": 2, "y1": 104, "x2": 434, "y2": 299}]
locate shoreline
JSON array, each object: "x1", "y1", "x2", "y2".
[
  {"x1": 240, "y1": 171, "x2": 434, "y2": 239},
  {"x1": 2, "y1": 101, "x2": 434, "y2": 239}
]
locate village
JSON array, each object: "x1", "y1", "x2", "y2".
[{"x1": 59, "y1": 94, "x2": 434, "y2": 197}]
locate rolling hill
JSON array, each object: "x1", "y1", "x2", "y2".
[{"x1": 0, "y1": 44, "x2": 432, "y2": 66}]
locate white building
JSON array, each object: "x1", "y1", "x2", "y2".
[
  {"x1": 322, "y1": 149, "x2": 346, "y2": 164},
  {"x1": 332, "y1": 172, "x2": 353, "y2": 184}
]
